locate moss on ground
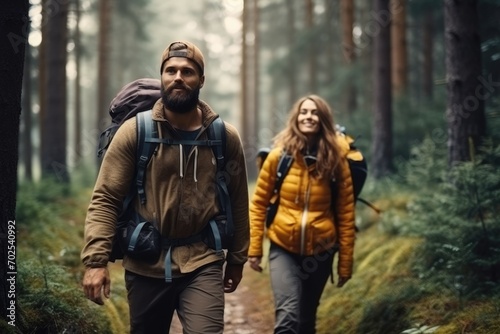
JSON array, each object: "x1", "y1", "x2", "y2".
[{"x1": 16, "y1": 182, "x2": 500, "y2": 334}]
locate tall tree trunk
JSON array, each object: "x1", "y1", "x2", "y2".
[
  {"x1": 341, "y1": 0, "x2": 355, "y2": 63},
  {"x1": 305, "y1": 0, "x2": 317, "y2": 92},
  {"x1": 359, "y1": 0, "x2": 374, "y2": 114},
  {"x1": 41, "y1": 0, "x2": 69, "y2": 182},
  {"x1": 324, "y1": 0, "x2": 336, "y2": 86},
  {"x1": 286, "y1": 1, "x2": 297, "y2": 107},
  {"x1": 241, "y1": 0, "x2": 248, "y2": 138},
  {"x1": 0, "y1": 0, "x2": 29, "y2": 321},
  {"x1": 39, "y1": 0, "x2": 47, "y2": 173},
  {"x1": 422, "y1": 11, "x2": 434, "y2": 100},
  {"x1": 199, "y1": 0, "x2": 213, "y2": 100},
  {"x1": 253, "y1": 0, "x2": 260, "y2": 152},
  {"x1": 22, "y1": 35, "x2": 33, "y2": 181},
  {"x1": 371, "y1": 0, "x2": 393, "y2": 178},
  {"x1": 241, "y1": 0, "x2": 258, "y2": 179},
  {"x1": 444, "y1": 0, "x2": 486, "y2": 165},
  {"x1": 340, "y1": 0, "x2": 357, "y2": 114},
  {"x1": 390, "y1": 0, "x2": 407, "y2": 96},
  {"x1": 74, "y1": 0, "x2": 82, "y2": 165},
  {"x1": 96, "y1": 0, "x2": 112, "y2": 163}
]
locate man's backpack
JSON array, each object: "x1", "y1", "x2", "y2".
[
  {"x1": 256, "y1": 129, "x2": 379, "y2": 228},
  {"x1": 98, "y1": 79, "x2": 233, "y2": 278},
  {"x1": 97, "y1": 78, "x2": 162, "y2": 159}
]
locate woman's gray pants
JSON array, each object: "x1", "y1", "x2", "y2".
[{"x1": 269, "y1": 243, "x2": 336, "y2": 334}]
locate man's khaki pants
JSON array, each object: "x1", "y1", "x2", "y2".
[{"x1": 125, "y1": 262, "x2": 224, "y2": 334}]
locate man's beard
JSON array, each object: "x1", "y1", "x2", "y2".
[{"x1": 161, "y1": 83, "x2": 201, "y2": 114}]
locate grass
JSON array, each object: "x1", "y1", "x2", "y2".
[
  {"x1": 13, "y1": 180, "x2": 500, "y2": 333},
  {"x1": 313, "y1": 196, "x2": 500, "y2": 334}
]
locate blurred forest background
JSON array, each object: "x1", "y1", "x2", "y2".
[{"x1": 1, "y1": 0, "x2": 500, "y2": 333}]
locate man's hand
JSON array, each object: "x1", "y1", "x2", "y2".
[
  {"x1": 83, "y1": 267, "x2": 111, "y2": 305},
  {"x1": 248, "y1": 256, "x2": 263, "y2": 273},
  {"x1": 223, "y1": 264, "x2": 244, "y2": 293}
]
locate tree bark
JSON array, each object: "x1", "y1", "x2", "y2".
[
  {"x1": 422, "y1": 11, "x2": 434, "y2": 100},
  {"x1": 286, "y1": 1, "x2": 297, "y2": 107},
  {"x1": 41, "y1": 0, "x2": 69, "y2": 182},
  {"x1": 444, "y1": 0, "x2": 486, "y2": 165},
  {"x1": 0, "y1": 0, "x2": 29, "y2": 321},
  {"x1": 241, "y1": 0, "x2": 259, "y2": 179},
  {"x1": 96, "y1": 0, "x2": 112, "y2": 163},
  {"x1": 305, "y1": 0, "x2": 317, "y2": 93},
  {"x1": 74, "y1": 0, "x2": 83, "y2": 166},
  {"x1": 390, "y1": 0, "x2": 407, "y2": 96},
  {"x1": 324, "y1": 0, "x2": 336, "y2": 86},
  {"x1": 254, "y1": 0, "x2": 260, "y2": 159},
  {"x1": 340, "y1": 0, "x2": 357, "y2": 114},
  {"x1": 341, "y1": 0, "x2": 355, "y2": 65},
  {"x1": 371, "y1": 0, "x2": 393, "y2": 178},
  {"x1": 39, "y1": 0, "x2": 47, "y2": 174},
  {"x1": 22, "y1": 35, "x2": 33, "y2": 181}
]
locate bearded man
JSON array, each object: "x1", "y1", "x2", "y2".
[{"x1": 81, "y1": 41, "x2": 249, "y2": 334}]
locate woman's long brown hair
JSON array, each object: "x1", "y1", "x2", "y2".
[{"x1": 273, "y1": 95, "x2": 342, "y2": 181}]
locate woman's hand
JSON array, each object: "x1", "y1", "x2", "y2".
[
  {"x1": 337, "y1": 276, "x2": 351, "y2": 288},
  {"x1": 248, "y1": 256, "x2": 263, "y2": 273}
]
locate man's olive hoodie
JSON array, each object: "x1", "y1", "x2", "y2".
[{"x1": 81, "y1": 99, "x2": 249, "y2": 278}]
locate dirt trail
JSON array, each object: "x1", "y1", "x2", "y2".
[{"x1": 169, "y1": 266, "x2": 275, "y2": 333}]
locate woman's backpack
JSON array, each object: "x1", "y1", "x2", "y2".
[{"x1": 256, "y1": 129, "x2": 380, "y2": 228}]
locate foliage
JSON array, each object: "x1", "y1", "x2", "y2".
[
  {"x1": 16, "y1": 259, "x2": 111, "y2": 334},
  {"x1": 315, "y1": 220, "x2": 500, "y2": 333},
  {"x1": 0, "y1": 322, "x2": 22, "y2": 333},
  {"x1": 374, "y1": 135, "x2": 500, "y2": 298},
  {"x1": 402, "y1": 139, "x2": 500, "y2": 297},
  {"x1": 396, "y1": 136, "x2": 449, "y2": 190},
  {"x1": 485, "y1": 97, "x2": 500, "y2": 142},
  {"x1": 392, "y1": 95, "x2": 448, "y2": 164},
  {"x1": 356, "y1": 284, "x2": 425, "y2": 334},
  {"x1": 333, "y1": 88, "x2": 448, "y2": 171},
  {"x1": 15, "y1": 180, "x2": 124, "y2": 333},
  {"x1": 16, "y1": 178, "x2": 71, "y2": 227},
  {"x1": 314, "y1": 137, "x2": 500, "y2": 333},
  {"x1": 70, "y1": 162, "x2": 99, "y2": 189},
  {"x1": 316, "y1": 225, "x2": 430, "y2": 334},
  {"x1": 15, "y1": 174, "x2": 500, "y2": 333},
  {"x1": 15, "y1": 179, "x2": 88, "y2": 260}
]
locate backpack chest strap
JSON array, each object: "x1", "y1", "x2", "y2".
[{"x1": 145, "y1": 138, "x2": 223, "y2": 146}]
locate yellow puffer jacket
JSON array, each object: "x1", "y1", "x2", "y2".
[{"x1": 249, "y1": 135, "x2": 356, "y2": 278}]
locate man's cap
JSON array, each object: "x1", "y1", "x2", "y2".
[{"x1": 160, "y1": 41, "x2": 205, "y2": 75}]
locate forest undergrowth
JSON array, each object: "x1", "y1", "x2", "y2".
[{"x1": 4, "y1": 139, "x2": 500, "y2": 334}]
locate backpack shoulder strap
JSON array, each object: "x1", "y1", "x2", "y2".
[
  {"x1": 207, "y1": 117, "x2": 226, "y2": 172},
  {"x1": 206, "y1": 117, "x2": 231, "y2": 219},
  {"x1": 274, "y1": 151, "x2": 293, "y2": 196},
  {"x1": 206, "y1": 117, "x2": 233, "y2": 250},
  {"x1": 135, "y1": 110, "x2": 158, "y2": 204},
  {"x1": 265, "y1": 151, "x2": 293, "y2": 227}
]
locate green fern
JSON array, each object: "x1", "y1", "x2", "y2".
[
  {"x1": 17, "y1": 259, "x2": 112, "y2": 334},
  {"x1": 407, "y1": 140, "x2": 500, "y2": 297}
]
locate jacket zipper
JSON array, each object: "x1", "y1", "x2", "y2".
[{"x1": 300, "y1": 181, "x2": 312, "y2": 255}]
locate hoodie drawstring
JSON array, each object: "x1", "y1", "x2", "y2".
[
  {"x1": 179, "y1": 144, "x2": 184, "y2": 179},
  {"x1": 193, "y1": 146, "x2": 199, "y2": 189},
  {"x1": 178, "y1": 143, "x2": 199, "y2": 187}
]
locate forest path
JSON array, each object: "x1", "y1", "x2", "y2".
[{"x1": 169, "y1": 265, "x2": 275, "y2": 333}]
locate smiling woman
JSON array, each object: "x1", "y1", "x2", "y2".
[
  {"x1": 297, "y1": 99, "x2": 321, "y2": 138},
  {"x1": 248, "y1": 94, "x2": 357, "y2": 333}
]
